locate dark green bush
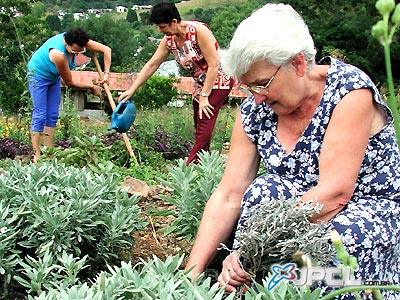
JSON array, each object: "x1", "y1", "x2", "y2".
[{"x1": 132, "y1": 75, "x2": 180, "y2": 109}]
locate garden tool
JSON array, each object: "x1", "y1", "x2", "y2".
[
  {"x1": 92, "y1": 52, "x2": 138, "y2": 166},
  {"x1": 108, "y1": 99, "x2": 136, "y2": 133}
]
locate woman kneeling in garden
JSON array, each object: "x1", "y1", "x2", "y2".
[{"x1": 185, "y1": 3, "x2": 400, "y2": 299}]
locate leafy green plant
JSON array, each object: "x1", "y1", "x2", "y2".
[
  {"x1": 28, "y1": 254, "x2": 235, "y2": 300},
  {"x1": 132, "y1": 74, "x2": 180, "y2": 109},
  {"x1": 153, "y1": 151, "x2": 226, "y2": 241},
  {"x1": 57, "y1": 88, "x2": 81, "y2": 141},
  {"x1": 0, "y1": 201, "x2": 22, "y2": 295},
  {"x1": 40, "y1": 135, "x2": 115, "y2": 170},
  {"x1": 0, "y1": 161, "x2": 146, "y2": 297},
  {"x1": 244, "y1": 277, "x2": 325, "y2": 300}
]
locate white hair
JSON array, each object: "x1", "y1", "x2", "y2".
[{"x1": 220, "y1": 3, "x2": 316, "y2": 78}]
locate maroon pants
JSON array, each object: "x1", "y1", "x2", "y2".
[{"x1": 186, "y1": 78, "x2": 234, "y2": 165}]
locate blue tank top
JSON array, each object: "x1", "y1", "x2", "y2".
[{"x1": 27, "y1": 33, "x2": 76, "y2": 81}]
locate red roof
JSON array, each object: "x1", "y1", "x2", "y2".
[
  {"x1": 75, "y1": 54, "x2": 92, "y2": 67},
  {"x1": 63, "y1": 71, "x2": 247, "y2": 98}
]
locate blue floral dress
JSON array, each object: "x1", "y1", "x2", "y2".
[{"x1": 236, "y1": 57, "x2": 400, "y2": 299}]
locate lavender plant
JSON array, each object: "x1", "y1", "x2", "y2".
[{"x1": 234, "y1": 198, "x2": 332, "y2": 277}]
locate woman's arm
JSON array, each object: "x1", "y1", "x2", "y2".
[
  {"x1": 51, "y1": 49, "x2": 102, "y2": 95},
  {"x1": 195, "y1": 24, "x2": 221, "y2": 119},
  {"x1": 85, "y1": 39, "x2": 112, "y2": 82},
  {"x1": 185, "y1": 110, "x2": 260, "y2": 278},
  {"x1": 303, "y1": 88, "x2": 375, "y2": 222},
  {"x1": 118, "y1": 41, "x2": 170, "y2": 102}
]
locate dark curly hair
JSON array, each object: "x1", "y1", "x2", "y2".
[
  {"x1": 149, "y1": 2, "x2": 182, "y2": 24},
  {"x1": 64, "y1": 27, "x2": 91, "y2": 47}
]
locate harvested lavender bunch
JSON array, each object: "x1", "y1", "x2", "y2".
[{"x1": 235, "y1": 197, "x2": 333, "y2": 275}]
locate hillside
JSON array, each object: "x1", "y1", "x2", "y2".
[{"x1": 176, "y1": 0, "x2": 247, "y2": 13}]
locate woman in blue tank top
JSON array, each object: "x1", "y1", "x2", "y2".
[{"x1": 27, "y1": 27, "x2": 112, "y2": 163}]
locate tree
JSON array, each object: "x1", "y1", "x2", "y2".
[
  {"x1": 46, "y1": 14, "x2": 62, "y2": 32},
  {"x1": 210, "y1": 4, "x2": 255, "y2": 48},
  {"x1": 190, "y1": 8, "x2": 215, "y2": 25},
  {"x1": 209, "y1": 0, "x2": 397, "y2": 83},
  {"x1": 75, "y1": 15, "x2": 140, "y2": 71},
  {"x1": 0, "y1": 2, "x2": 53, "y2": 114},
  {"x1": 139, "y1": 11, "x2": 150, "y2": 26},
  {"x1": 31, "y1": 1, "x2": 47, "y2": 18},
  {"x1": 61, "y1": 13, "x2": 75, "y2": 30},
  {"x1": 126, "y1": 8, "x2": 138, "y2": 23}
]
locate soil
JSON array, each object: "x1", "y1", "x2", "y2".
[
  {"x1": 129, "y1": 192, "x2": 192, "y2": 267},
  {"x1": 128, "y1": 184, "x2": 234, "y2": 279}
]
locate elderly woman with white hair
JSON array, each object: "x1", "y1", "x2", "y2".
[{"x1": 185, "y1": 3, "x2": 400, "y2": 299}]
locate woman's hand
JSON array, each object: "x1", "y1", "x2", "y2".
[
  {"x1": 92, "y1": 85, "x2": 103, "y2": 96},
  {"x1": 218, "y1": 252, "x2": 251, "y2": 292},
  {"x1": 199, "y1": 96, "x2": 214, "y2": 119},
  {"x1": 99, "y1": 72, "x2": 109, "y2": 85},
  {"x1": 118, "y1": 90, "x2": 133, "y2": 103}
]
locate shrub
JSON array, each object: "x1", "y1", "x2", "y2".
[
  {"x1": 154, "y1": 151, "x2": 226, "y2": 241},
  {"x1": 0, "y1": 161, "x2": 146, "y2": 298},
  {"x1": 28, "y1": 254, "x2": 235, "y2": 300},
  {"x1": 132, "y1": 75, "x2": 180, "y2": 109},
  {"x1": 57, "y1": 88, "x2": 81, "y2": 141}
]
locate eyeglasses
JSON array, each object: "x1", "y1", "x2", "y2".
[
  {"x1": 239, "y1": 66, "x2": 281, "y2": 95},
  {"x1": 68, "y1": 45, "x2": 86, "y2": 54}
]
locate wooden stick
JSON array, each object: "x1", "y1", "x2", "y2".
[{"x1": 91, "y1": 52, "x2": 139, "y2": 166}]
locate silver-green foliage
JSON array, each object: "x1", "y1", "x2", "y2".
[
  {"x1": 156, "y1": 150, "x2": 226, "y2": 241},
  {"x1": 26, "y1": 253, "x2": 326, "y2": 300},
  {"x1": 0, "y1": 160, "x2": 146, "y2": 296},
  {"x1": 244, "y1": 277, "x2": 324, "y2": 300},
  {"x1": 29, "y1": 254, "x2": 235, "y2": 300},
  {"x1": 235, "y1": 198, "x2": 333, "y2": 275},
  {"x1": 0, "y1": 201, "x2": 22, "y2": 284}
]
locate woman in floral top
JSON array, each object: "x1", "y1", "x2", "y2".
[
  {"x1": 119, "y1": 2, "x2": 233, "y2": 165},
  {"x1": 185, "y1": 3, "x2": 400, "y2": 299}
]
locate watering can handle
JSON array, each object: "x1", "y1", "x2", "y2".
[{"x1": 92, "y1": 52, "x2": 138, "y2": 165}]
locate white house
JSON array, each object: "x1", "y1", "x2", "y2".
[
  {"x1": 116, "y1": 5, "x2": 128, "y2": 13},
  {"x1": 73, "y1": 12, "x2": 87, "y2": 20}
]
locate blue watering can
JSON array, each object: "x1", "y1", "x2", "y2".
[{"x1": 108, "y1": 99, "x2": 136, "y2": 133}]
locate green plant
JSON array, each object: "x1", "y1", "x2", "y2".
[
  {"x1": 133, "y1": 75, "x2": 180, "y2": 109},
  {"x1": 245, "y1": 277, "x2": 325, "y2": 300},
  {"x1": 0, "y1": 161, "x2": 146, "y2": 297},
  {"x1": 153, "y1": 151, "x2": 225, "y2": 241},
  {"x1": 125, "y1": 153, "x2": 171, "y2": 185},
  {"x1": 14, "y1": 250, "x2": 58, "y2": 295},
  {"x1": 0, "y1": 201, "x2": 22, "y2": 296},
  {"x1": 372, "y1": 0, "x2": 400, "y2": 141},
  {"x1": 28, "y1": 254, "x2": 235, "y2": 300},
  {"x1": 57, "y1": 88, "x2": 81, "y2": 141},
  {"x1": 210, "y1": 100, "x2": 237, "y2": 153},
  {"x1": 40, "y1": 135, "x2": 115, "y2": 170}
]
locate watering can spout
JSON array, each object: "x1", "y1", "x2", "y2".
[{"x1": 108, "y1": 99, "x2": 137, "y2": 133}]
